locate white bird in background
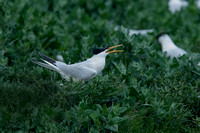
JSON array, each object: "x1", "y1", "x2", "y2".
[
  {"x1": 114, "y1": 26, "x2": 154, "y2": 36},
  {"x1": 196, "y1": 0, "x2": 200, "y2": 8},
  {"x1": 33, "y1": 45, "x2": 124, "y2": 81},
  {"x1": 157, "y1": 33, "x2": 187, "y2": 59},
  {"x1": 56, "y1": 54, "x2": 64, "y2": 62},
  {"x1": 157, "y1": 33, "x2": 200, "y2": 66},
  {"x1": 168, "y1": 0, "x2": 188, "y2": 13}
]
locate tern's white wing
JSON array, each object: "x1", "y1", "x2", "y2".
[{"x1": 56, "y1": 62, "x2": 97, "y2": 81}]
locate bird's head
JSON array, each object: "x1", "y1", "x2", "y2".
[
  {"x1": 156, "y1": 33, "x2": 171, "y2": 46},
  {"x1": 92, "y1": 44, "x2": 124, "y2": 57},
  {"x1": 157, "y1": 32, "x2": 177, "y2": 51}
]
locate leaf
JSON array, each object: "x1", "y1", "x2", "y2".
[
  {"x1": 113, "y1": 107, "x2": 127, "y2": 115},
  {"x1": 112, "y1": 61, "x2": 127, "y2": 75},
  {"x1": 89, "y1": 110, "x2": 100, "y2": 120},
  {"x1": 105, "y1": 124, "x2": 118, "y2": 132},
  {"x1": 129, "y1": 87, "x2": 139, "y2": 97}
]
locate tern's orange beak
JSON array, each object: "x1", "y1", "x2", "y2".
[{"x1": 105, "y1": 44, "x2": 124, "y2": 53}]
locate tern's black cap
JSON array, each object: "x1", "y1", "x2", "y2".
[
  {"x1": 92, "y1": 48, "x2": 107, "y2": 55},
  {"x1": 156, "y1": 32, "x2": 168, "y2": 40}
]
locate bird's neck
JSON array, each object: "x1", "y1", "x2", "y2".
[
  {"x1": 89, "y1": 55, "x2": 106, "y2": 74},
  {"x1": 159, "y1": 36, "x2": 177, "y2": 51}
]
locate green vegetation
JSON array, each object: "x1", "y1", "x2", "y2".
[{"x1": 0, "y1": 0, "x2": 200, "y2": 132}]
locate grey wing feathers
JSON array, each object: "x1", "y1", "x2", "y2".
[
  {"x1": 59, "y1": 64, "x2": 97, "y2": 81},
  {"x1": 72, "y1": 66, "x2": 97, "y2": 80}
]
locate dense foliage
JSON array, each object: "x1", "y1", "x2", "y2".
[{"x1": 0, "y1": 0, "x2": 200, "y2": 132}]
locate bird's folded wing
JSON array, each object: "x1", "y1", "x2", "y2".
[{"x1": 59, "y1": 65, "x2": 97, "y2": 81}]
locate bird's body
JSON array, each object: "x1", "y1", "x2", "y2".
[
  {"x1": 33, "y1": 45, "x2": 123, "y2": 81},
  {"x1": 157, "y1": 33, "x2": 187, "y2": 59},
  {"x1": 164, "y1": 48, "x2": 186, "y2": 58},
  {"x1": 128, "y1": 29, "x2": 154, "y2": 36},
  {"x1": 168, "y1": 0, "x2": 188, "y2": 13},
  {"x1": 114, "y1": 26, "x2": 153, "y2": 36}
]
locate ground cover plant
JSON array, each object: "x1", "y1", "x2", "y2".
[{"x1": 0, "y1": 0, "x2": 200, "y2": 132}]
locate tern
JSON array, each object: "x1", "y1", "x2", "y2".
[
  {"x1": 196, "y1": 0, "x2": 200, "y2": 8},
  {"x1": 157, "y1": 33, "x2": 187, "y2": 59},
  {"x1": 157, "y1": 33, "x2": 200, "y2": 66},
  {"x1": 114, "y1": 26, "x2": 154, "y2": 36},
  {"x1": 33, "y1": 45, "x2": 124, "y2": 81},
  {"x1": 168, "y1": 0, "x2": 188, "y2": 13},
  {"x1": 56, "y1": 54, "x2": 64, "y2": 62}
]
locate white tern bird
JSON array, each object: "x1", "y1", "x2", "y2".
[
  {"x1": 157, "y1": 33, "x2": 187, "y2": 59},
  {"x1": 56, "y1": 54, "x2": 64, "y2": 62},
  {"x1": 168, "y1": 0, "x2": 188, "y2": 13},
  {"x1": 157, "y1": 33, "x2": 200, "y2": 66},
  {"x1": 33, "y1": 45, "x2": 124, "y2": 81},
  {"x1": 114, "y1": 26, "x2": 154, "y2": 36},
  {"x1": 196, "y1": 0, "x2": 200, "y2": 8}
]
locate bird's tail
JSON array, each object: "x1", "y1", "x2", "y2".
[
  {"x1": 39, "y1": 52, "x2": 56, "y2": 64},
  {"x1": 32, "y1": 52, "x2": 60, "y2": 72},
  {"x1": 32, "y1": 60, "x2": 55, "y2": 71},
  {"x1": 33, "y1": 53, "x2": 71, "y2": 81}
]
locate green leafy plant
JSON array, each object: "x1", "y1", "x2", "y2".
[{"x1": 0, "y1": 0, "x2": 200, "y2": 132}]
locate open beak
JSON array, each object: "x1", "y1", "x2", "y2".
[{"x1": 106, "y1": 44, "x2": 124, "y2": 53}]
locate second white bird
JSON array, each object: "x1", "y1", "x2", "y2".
[{"x1": 157, "y1": 33, "x2": 187, "y2": 59}]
